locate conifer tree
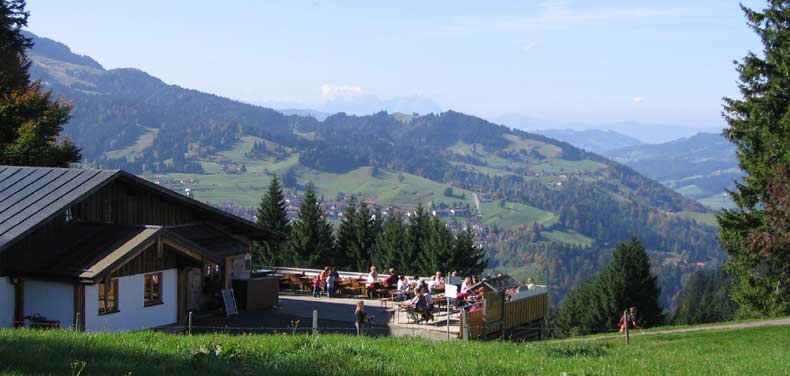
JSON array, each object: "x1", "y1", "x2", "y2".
[
  {"x1": 0, "y1": 0, "x2": 80, "y2": 166},
  {"x1": 422, "y1": 216, "x2": 452, "y2": 275},
  {"x1": 407, "y1": 205, "x2": 432, "y2": 275},
  {"x1": 672, "y1": 269, "x2": 737, "y2": 325},
  {"x1": 284, "y1": 187, "x2": 334, "y2": 268},
  {"x1": 555, "y1": 237, "x2": 664, "y2": 336},
  {"x1": 592, "y1": 238, "x2": 664, "y2": 328},
  {"x1": 253, "y1": 175, "x2": 290, "y2": 266},
  {"x1": 350, "y1": 203, "x2": 379, "y2": 272},
  {"x1": 372, "y1": 213, "x2": 407, "y2": 273},
  {"x1": 334, "y1": 198, "x2": 358, "y2": 270},
  {"x1": 450, "y1": 228, "x2": 487, "y2": 276},
  {"x1": 720, "y1": 2, "x2": 790, "y2": 317}
]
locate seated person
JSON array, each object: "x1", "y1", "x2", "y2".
[
  {"x1": 366, "y1": 266, "x2": 381, "y2": 298},
  {"x1": 428, "y1": 271, "x2": 445, "y2": 293},
  {"x1": 395, "y1": 275, "x2": 411, "y2": 301},
  {"x1": 383, "y1": 268, "x2": 399, "y2": 288},
  {"x1": 408, "y1": 288, "x2": 433, "y2": 323}
]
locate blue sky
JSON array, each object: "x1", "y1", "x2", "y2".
[{"x1": 26, "y1": 1, "x2": 763, "y2": 129}]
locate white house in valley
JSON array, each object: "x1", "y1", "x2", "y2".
[{"x1": 0, "y1": 166, "x2": 274, "y2": 331}]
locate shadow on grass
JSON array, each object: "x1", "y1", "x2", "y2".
[
  {"x1": 0, "y1": 329, "x2": 399, "y2": 376},
  {"x1": 0, "y1": 335, "x2": 245, "y2": 375}
]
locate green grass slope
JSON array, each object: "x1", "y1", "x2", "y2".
[{"x1": 0, "y1": 325, "x2": 788, "y2": 375}]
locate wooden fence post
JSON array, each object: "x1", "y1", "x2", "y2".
[
  {"x1": 624, "y1": 309, "x2": 630, "y2": 346},
  {"x1": 188, "y1": 311, "x2": 193, "y2": 335},
  {"x1": 312, "y1": 310, "x2": 318, "y2": 335}
]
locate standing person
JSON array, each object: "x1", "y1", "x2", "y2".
[
  {"x1": 354, "y1": 300, "x2": 368, "y2": 336},
  {"x1": 448, "y1": 271, "x2": 462, "y2": 291},
  {"x1": 311, "y1": 274, "x2": 323, "y2": 298},
  {"x1": 326, "y1": 269, "x2": 336, "y2": 298},
  {"x1": 619, "y1": 306, "x2": 641, "y2": 332}
]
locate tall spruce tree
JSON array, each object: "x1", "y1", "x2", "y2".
[
  {"x1": 284, "y1": 187, "x2": 334, "y2": 268},
  {"x1": 350, "y1": 203, "x2": 379, "y2": 272},
  {"x1": 450, "y1": 228, "x2": 487, "y2": 276},
  {"x1": 423, "y1": 216, "x2": 452, "y2": 275},
  {"x1": 672, "y1": 269, "x2": 737, "y2": 325},
  {"x1": 372, "y1": 213, "x2": 407, "y2": 273},
  {"x1": 407, "y1": 205, "x2": 431, "y2": 275},
  {"x1": 253, "y1": 175, "x2": 290, "y2": 266},
  {"x1": 555, "y1": 237, "x2": 664, "y2": 336},
  {"x1": 0, "y1": 0, "x2": 80, "y2": 166},
  {"x1": 334, "y1": 198, "x2": 358, "y2": 270},
  {"x1": 720, "y1": 2, "x2": 790, "y2": 317}
]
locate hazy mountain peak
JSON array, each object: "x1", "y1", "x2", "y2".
[{"x1": 23, "y1": 31, "x2": 104, "y2": 70}]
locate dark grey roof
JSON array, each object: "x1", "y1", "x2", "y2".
[
  {"x1": 468, "y1": 275, "x2": 521, "y2": 293},
  {"x1": 0, "y1": 166, "x2": 118, "y2": 253},
  {"x1": 0, "y1": 166, "x2": 277, "y2": 255},
  {"x1": 167, "y1": 224, "x2": 249, "y2": 258}
]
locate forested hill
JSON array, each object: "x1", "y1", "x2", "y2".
[
  {"x1": 26, "y1": 31, "x2": 722, "y2": 306},
  {"x1": 605, "y1": 133, "x2": 740, "y2": 210}
]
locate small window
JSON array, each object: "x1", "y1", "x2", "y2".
[
  {"x1": 65, "y1": 208, "x2": 73, "y2": 223},
  {"x1": 244, "y1": 256, "x2": 252, "y2": 272},
  {"x1": 144, "y1": 273, "x2": 163, "y2": 306},
  {"x1": 98, "y1": 279, "x2": 119, "y2": 315}
]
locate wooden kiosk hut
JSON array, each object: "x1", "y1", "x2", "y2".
[{"x1": 459, "y1": 275, "x2": 548, "y2": 340}]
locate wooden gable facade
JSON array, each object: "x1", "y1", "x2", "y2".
[{"x1": 0, "y1": 166, "x2": 273, "y2": 331}]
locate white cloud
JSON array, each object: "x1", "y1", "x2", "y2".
[
  {"x1": 632, "y1": 96, "x2": 644, "y2": 104},
  {"x1": 522, "y1": 42, "x2": 538, "y2": 52},
  {"x1": 320, "y1": 84, "x2": 363, "y2": 101}
]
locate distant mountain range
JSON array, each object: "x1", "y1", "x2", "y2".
[
  {"x1": 25, "y1": 30, "x2": 723, "y2": 306},
  {"x1": 532, "y1": 129, "x2": 644, "y2": 153},
  {"x1": 605, "y1": 133, "x2": 740, "y2": 209},
  {"x1": 490, "y1": 114, "x2": 721, "y2": 144}
]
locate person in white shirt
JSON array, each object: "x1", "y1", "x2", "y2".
[
  {"x1": 428, "y1": 271, "x2": 444, "y2": 293},
  {"x1": 366, "y1": 266, "x2": 380, "y2": 298},
  {"x1": 526, "y1": 277, "x2": 535, "y2": 290},
  {"x1": 460, "y1": 277, "x2": 472, "y2": 294},
  {"x1": 395, "y1": 275, "x2": 411, "y2": 300}
]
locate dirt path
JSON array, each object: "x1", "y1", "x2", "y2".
[{"x1": 557, "y1": 317, "x2": 790, "y2": 343}]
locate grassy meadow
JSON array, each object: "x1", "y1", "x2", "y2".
[{"x1": 0, "y1": 325, "x2": 788, "y2": 375}]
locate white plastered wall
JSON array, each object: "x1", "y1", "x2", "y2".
[
  {"x1": 84, "y1": 269, "x2": 178, "y2": 332},
  {"x1": 24, "y1": 279, "x2": 74, "y2": 329}
]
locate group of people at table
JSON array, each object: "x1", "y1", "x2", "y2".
[{"x1": 310, "y1": 265, "x2": 537, "y2": 324}]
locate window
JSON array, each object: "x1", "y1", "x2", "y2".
[
  {"x1": 98, "y1": 279, "x2": 119, "y2": 315},
  {"x1": 144, "y1": 273, "x2": 163, "y2": 306},
  {"x1": 65, "y1": 208, "x2": 73, "y2": 223},
  {"x1": 244, "y1": 255, "x2": 252, "y2": 272}
]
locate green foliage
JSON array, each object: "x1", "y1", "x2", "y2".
[
  {"x1": 0, "y1": 1, "x2": 80, "y2": 167},
  {"x1": 254, "y1": 175, "x2": 291, "y2": 267},
  {"x1": 333, "y1": 199, "x2": 380, "y2": 272},
  {"x1": 672, "y1": 269, "x2": 737, "y2": 325},
  {"x1": 720, "y1": 2, "x2": 790, "y2": 317},
  {"x1": 284, "y1": 187, "x2": 335, "y2": 268},
  {"x1": 450, "y1": 228, "x2": 487, "y2": 276},
  {"x1": 0, "y1": 0, "x2": 30, "y2": 93},
  {"x1": 371, "y1": 213, "x2": 407, "y2": 272},
  {"x1": 555, "y1": 238, "x2": 664, "y2": 337},
  {"x1": 1, "y1": 326, "x2": 789, "y2": 375}
]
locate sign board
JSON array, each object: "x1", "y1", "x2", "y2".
[
  {"x1": 444, "y1": 284, "x2": 458, "y2": 298},
  {"x1": 221, "y1": 288, "x2": 238, "y2": 316}
]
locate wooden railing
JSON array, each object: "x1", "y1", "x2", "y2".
[{"x1": 461, "y1": 292, "x2": 548, "y2": 338}]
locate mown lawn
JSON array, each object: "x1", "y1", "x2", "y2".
[{"x1": 0, "y1": 325, "x2": 788, "y2": 375}]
